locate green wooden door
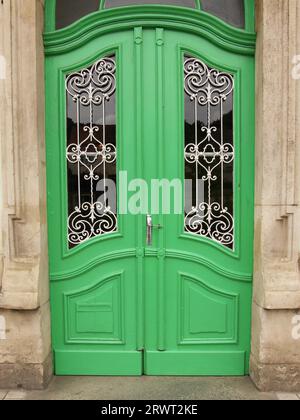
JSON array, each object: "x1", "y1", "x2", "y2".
[
  {"x1": 47, "y1": 30, "x2": 144, "y2": 375},
  {"x1": 142, "y1": 29, "x2": 254, "y2": 375},
  {"x1": 46, "y1": 7, "x2": 255, "y2": 377}
]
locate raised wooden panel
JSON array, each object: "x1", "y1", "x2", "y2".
[
  {"x1": 64, "y1": 273, "x2": 124, "y2": 344},
  {"x1": 179, "y1": 274, "x2": 238, "y2": 344},
  {"x1": 188, "y1": 285, "x2": 227, "y2": 334}
]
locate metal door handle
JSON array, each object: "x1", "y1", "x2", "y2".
[{"x1": 146, "y1": 215, "x2": 162, "y2": 246}]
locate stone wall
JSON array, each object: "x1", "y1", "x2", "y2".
[
  {"x1": 0, "y1": 0, "x2": 299, "y2": 391},
  {"x1": 250, "y1": 0, "x2": 300, "y2": 392},
  {"x1": 0, "y1": 0, "x2": 52, "y2": 389}
]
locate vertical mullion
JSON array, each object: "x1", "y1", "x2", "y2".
[
  {"x1": 76, "y1": 98, "x2": 81, "y2": 209},
  {"x1": 103, "y1": 98, "x2": 107, "y2": 208},
  {"x1": 99, "y1": 0, "x2": 106, "y2": 10},
  {"x1": 134, "y1": 27, "x2": 145, "y2": 352},
  {"x1": 221, "y1": 98, "x2": 224, "y2": 210},
  {"x1": 156, "y1": 28, "x2": 166, "y2": 352},
  {"x1": 195, "y1": 98, "x2": 199, "y2": 209}
]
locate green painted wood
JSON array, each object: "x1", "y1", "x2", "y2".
[
  {"x1": 44, "y1": 6, "x2": 256, "y2": 57},
  {"x1": 45, "y1": 4, "x2": 255, "y2": 376},
  {"x1": 144, "y1": 351, "x2": 246, "y2": 376},
  {"x1": 46, "y1": 30, "x2": 143, "y2": 375},
  {"x1": 134, "y1": 26, "x2": 145, "y2": 351},
  {"x1": 55, "y1": 350, "x2": 142, "y2": 375},
  {"x1": 45, "y1": 0, "x2": 56, "y2": 32},
  {"x1": 244, "y1": 0, "x2": 255, "y2": 33},
  {"x1": 142, "y1": 28, "x2": 254, "y2": 375},
  {"x1": 47, "y1": 1, "x2": 255, "y2": 32}
]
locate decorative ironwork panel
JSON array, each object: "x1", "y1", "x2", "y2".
[
  {"x1": 66, "y1": 56, "x2": 117, "y2": 248},
  {"x1": 184, "y1": 56, "x2": 234, "y2": 249}
]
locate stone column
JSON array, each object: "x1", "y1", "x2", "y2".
[
  {"x1": 0, "y1": 0, "x2": 52, "y2": 389},
  {"x1": 251, "y1": 0, "x2": 300, "y2": 392}
]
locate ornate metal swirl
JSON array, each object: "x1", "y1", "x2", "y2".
[
  {"x1": 68, "y1": 202, "x2": 117, "y2": 246},
  {"x1": 184, "y1": 56, "x2": 235, "y2": 248},
  {"x1": 184, "y1": 58, "x2": 234, "y2": 105},
  {"x1": 66, "y1": 56, "x2": 117, "y2": 248},
  {"x1": 66, "y1": 58, "x2": 116, "y2": 106},
  {"x1": 185, "y1": 203, "x2": 234, "y2": 246}
]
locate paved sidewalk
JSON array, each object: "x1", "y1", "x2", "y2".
[{"x1": 1, "y1": 376, "x2": 298, "y2": 400}]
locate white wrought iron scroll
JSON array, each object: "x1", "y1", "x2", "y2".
[
  {"x1": 184, "y1": 57, "x2": 234, "y2": 248},
  {"x1": 66, "y1": 57, "x2": 117, "y2": 247}
]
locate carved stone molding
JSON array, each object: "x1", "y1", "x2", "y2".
[
  {"x1": 254, "y1": 0, "x2": 300, "y2": 310},
  {"x1": 277, "y1": 0, "x2": 299, "y2": 264},
  {"x1": 0, "y1": 0, "x2": 52, "y2": 389},
  {"x1": 0, "y1": 0, "x2": 48, "y2": 310},
  {"x1": 251, "y1": 0, "x2": 300, "y2": 392}
]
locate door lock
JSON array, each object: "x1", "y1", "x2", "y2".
[{"x1": 146, "y1": 215, "x2": 162, "y2": 246}]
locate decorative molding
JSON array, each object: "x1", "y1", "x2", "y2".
[
  {"x1": 46, "y1": 1, "x2": 256, "y2": 34},
  {"x1": 166, "y1": 250, "x2": 252, "y2": 282},
  {"x1": 144, "y1": 249, "x2": 252, "y2": 282},
  {"x1": 50, "y1": 249, "x2": 136, "y2": 281},
  {"x1": 253, "y1": 0, "x2": 300, "y2": 309},
  {"x1": 44, "y1": 7, "x2": 256, "y2": 57},
  {"x1": 178, "y1": 272, "x2": 238, "y2": 345},
  {"x1": 277, "y1": 0, "x2": 299, "y2": 263},
  {"x1": 0, "y1": 0, "x2": 24, "y2": 265},
  {"x1": 0, "y1": 0, "x2": 48, "y2": 310},
  {"x1": 134, "y1": 26, "x2": 143, "y2": 45},
  {"x1": 63, "y1": 272, "x2": 125, "y2": 345}
]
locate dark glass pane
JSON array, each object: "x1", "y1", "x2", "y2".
[
  {"x1": 105, "y1": 0, "x2": 196, "y2": 9},
  {"x1": 56, "y1": 0, "x2": 99, "y2": 30},
  {"x1": 66, "y1": 56, "x2": 117, "y2": 248},
  {"x1": 201, "y1": 0, "x2": 245, "y2": 28},
  {"x1": 184, "y1": 55, "x2": 235, "y2": 249}
]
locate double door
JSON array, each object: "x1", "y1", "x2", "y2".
[{"x1": 46, "y1": 27, "x2": 254, "y2": 375}]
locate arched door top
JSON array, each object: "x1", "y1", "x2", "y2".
[
  {"x1": 44, "y1": 1, "x2": 256, "y2": 57},
  {"x1": 45, "y1": 0, "x2": 255, "y2": 33}
]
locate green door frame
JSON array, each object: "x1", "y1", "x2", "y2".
[{"x1": 44, "y1": 2, "x2": 256, "y2": 376}]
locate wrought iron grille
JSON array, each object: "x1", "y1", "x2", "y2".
[
  {"x1": 66, "y1": 56, "x2": 117, "y2": 248},
  {"x1": 184, "y1": 56, "x2": 234, "y2": 249}
]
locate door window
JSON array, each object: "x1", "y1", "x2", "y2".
[
  {"x1": 55, "y1": 1, "x2": 246, "y2": 30},
  {"x1": 66, "y1": 55, "x2": 118, "y2": 248},
  {"x1": 201, "y1": 0, "x2": 245, "y2": 29},
  {"x1": 184, "y1": 56, "x2": 234, "y2": 249},
  {"x1": 56, "y1": 0, "x2": 99, "y2": 30},
  {"x1": 104, "y1": 0, "x2": 196, "y2": 8}
]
